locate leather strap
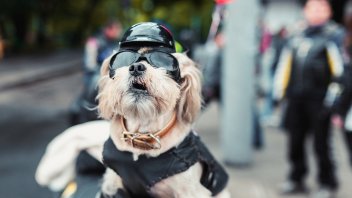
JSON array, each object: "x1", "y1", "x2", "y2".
[{"x1": 120, "y1": 112, "x2": 177, "y2": 150}]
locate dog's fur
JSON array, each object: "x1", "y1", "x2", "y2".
[{"x1": 98, "y1": 49, "x2": 230, "y2": 198}]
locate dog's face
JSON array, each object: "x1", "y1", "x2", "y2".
[{"x1": 98, "y1": 47, "x2": 202, "y2": 124}]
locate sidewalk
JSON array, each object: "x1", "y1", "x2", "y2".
[
  {"x1": 0, "y1": 50, "x2": 83, "y2": 91},
  {"x1": 195, "y1": 103, "x2": 352, "y2": 198}
]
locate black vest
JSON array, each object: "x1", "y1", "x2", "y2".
[{"x1": 102, "y1": 132, "x2": 228, "y2": 198}]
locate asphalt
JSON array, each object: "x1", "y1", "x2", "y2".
[
  {"x1": 0, "y1": 49, "x2": 82, "y2": 91},
  {"x1": 1, "y1": 51, "x2": 352, "y2": 198}
]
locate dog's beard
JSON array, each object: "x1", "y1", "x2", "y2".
[{"x1": 104, "y1": 64, "x2": 180, "y2": 120}]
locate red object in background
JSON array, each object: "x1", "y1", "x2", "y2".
[
  {"x1": 215, "y1": 0, "x2": 233, "y2": 5},
  {"x1": 259, "y1": 27, "x2": 272, "y2": 54}
]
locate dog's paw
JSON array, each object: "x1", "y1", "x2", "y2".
[{"x1": 101, "y1": 168, "x2": 124, "y2": 196}]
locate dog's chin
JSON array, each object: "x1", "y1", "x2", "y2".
[
  {"x1": 119, "y1": 86, "x2": 167, "y2": 120},
  {"x1": 120, "y1": 89, "x2": 178, "y2": 120},
  {"x1": 120, "y1": 95, "x2": 163, "y2": 120}
]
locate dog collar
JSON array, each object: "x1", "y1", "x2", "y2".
[{"x1": 120, "y1": 112, "x2": 177, "y2": 150}]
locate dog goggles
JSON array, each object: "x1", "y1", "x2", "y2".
[{"x1": 109, "y1": 50, "x2": 181, "y2": 82}]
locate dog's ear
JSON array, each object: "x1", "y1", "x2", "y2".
[
  {"x1": 175, "y1": 53, "x2": 202, "y2": 123},
  {"x1": 97, "y1": 56, "x2": 115, "y2": 120}
]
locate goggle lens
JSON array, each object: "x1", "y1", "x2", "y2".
[
  {"x1": 110, "y1": 51, "x2": 137, "y2": 69},
  {"x1": 149, "y1": 52, "x2": 177, "y2": 70},
  {"x1": 109, "y1": 50, "x2": 180, "y2": 82}
]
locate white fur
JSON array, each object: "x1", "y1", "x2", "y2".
[
  {"x1": 98, "y1": 52, "x2": 230, "y2": 198},
  {"x1": 101, "y1": 168, "x2": 124, "y2": 196}
]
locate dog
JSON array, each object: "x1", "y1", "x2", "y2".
[{"x1": 97, "y1": 22, "x2": 230, "y2": 198}]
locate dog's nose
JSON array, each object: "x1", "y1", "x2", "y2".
[{"x1": 129, "y1": 63, "x2": 146, "y2": 76}]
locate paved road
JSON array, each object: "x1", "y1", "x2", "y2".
[{"x1": 0, "y1": 72, "x2": 83, "y2": 198}]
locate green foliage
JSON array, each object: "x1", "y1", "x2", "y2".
[{"x1": 0, "y1": 0, "x2": 214, "y2": 52}]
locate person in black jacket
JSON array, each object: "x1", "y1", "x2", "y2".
[
  {"x1": 273, "y1": 0, "x2": 347, "y2": 197},
  {"x1": 69, "y1": 20, "x2": 122, "y2": 126}
]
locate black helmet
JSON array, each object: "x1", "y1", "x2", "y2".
[{"x1": 119, "y1": 22, "x2": 176, "y2": 52}]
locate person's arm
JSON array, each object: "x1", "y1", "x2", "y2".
[
  {"x1": 272, "y1": 46, "x2": 293, "y2": 102},
  {"x1": 334, "y1": 64, "x2": 352, "y2": 117},
  {"x1": 324, "y1": 30, "x2": 347, "y2": 108},
  {"x1": 84, "y1": 37, "x2": 99, "y2": 73}
]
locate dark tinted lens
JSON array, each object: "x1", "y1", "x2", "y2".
[
  {"x1": 111, "y1": 51, "x2": 138, "y2": 69},
  {"x1": 149, "y1": 52, "x2": 177, "y2": 70}
]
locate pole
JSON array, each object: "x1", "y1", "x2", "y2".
[{"x1": 221, "y1": 0, "x2": 259, "y2": 166}]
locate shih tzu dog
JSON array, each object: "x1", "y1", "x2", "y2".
[{"x1": 98, "y1": 22, "x2": 230, "y2": 198}]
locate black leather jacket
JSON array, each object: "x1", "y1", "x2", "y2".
[
  {"x1": 273, "y1": 21, "x2": 346, "y2": 102},
  {"x1": 102, "y1": 132, "x2": 228, "y2": 198}
]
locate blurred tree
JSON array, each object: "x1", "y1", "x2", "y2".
[
  {"x1": 0, "y1": 0, "x2": 214, "y2": 53},
  {"x1": 0, "y1": 0, "x2": 35, "y2": 51}
]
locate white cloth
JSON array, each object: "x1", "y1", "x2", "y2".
[{"x1": 35, "y1": 120, "x2": 110, "y2": 191}]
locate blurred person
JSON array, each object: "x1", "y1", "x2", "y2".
[
  {"x1": 255, "y1": 18, "x2": 272, "y2": 79},
  {"x1": 344, "y1": 0, "x2": 352, "y2": 55},
  {"x1": 253, "y1": 21, "x2": 269, "y2": 148},
  {"x1": 83, "y1": 19, "x2": 123, "y2": 85},
  {"x1": 259, "y1": 26, "x2": 288, "y2": 127},
  {"x1": 198, "y1": 1, "x2": 226, "y2": 106},
  {"x1": 269, "y1": 27, "x2": 288, "y2": 79},
  {"x1": 69, "y1": 20, "x2": 122, "y2": 126},
  {"x1": 199, "y1": 30, "x2": 224, "y2": 106},
  {"x1": 332, "y1": 0, "x2": 352, "y2": 167},
  {"x1": 273, "y1": 0, "x2": 347, "y2": 197}
]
